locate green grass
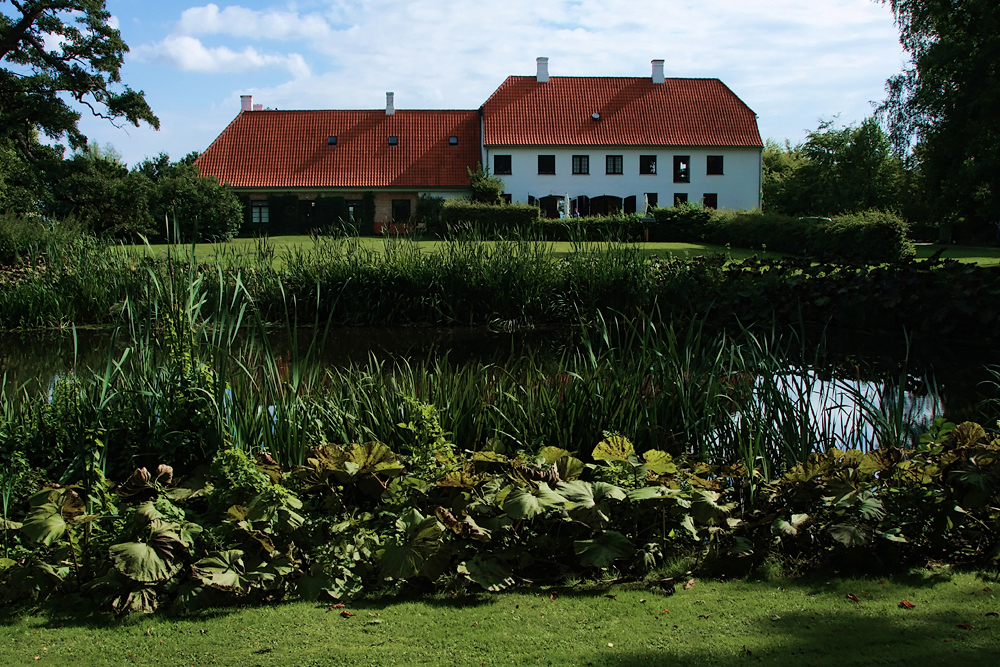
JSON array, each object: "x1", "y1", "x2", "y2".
[
  {"x1": 120, "y1": 236, "x2": 777, "y2": 268},
  {"x1": 3, "y1": 572, "x2": 998, "y2": 666},
  {"x1": 913, "y1": 243, "x2": 1000, "y2": 265}
]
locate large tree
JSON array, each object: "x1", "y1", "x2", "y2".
[
  {"x1": 0, "y1": 1, "x2": 158, "y2": 161},
  {"x1": 878, "y1": 0, "x2": 1000, "y2": 235}
]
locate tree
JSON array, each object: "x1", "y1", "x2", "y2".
[
  {"x1": 763, "y1": 118, "x2": 902, "y2": 216},
  {"x1": 48, "y1": 144, "x2": 155, "y2": 237},
  {"x1": 0, "y1": 1, "x2": 158, "y2": 161},
  {"x1": 467, "y1": 163, "x2": 505, "y2": 205},
  {"x1": 878, "y1": 0, "x2": 1000, "y2": 236},
  {"x1": 136, "y1": 153, "x2": 243, "y2": 242}
]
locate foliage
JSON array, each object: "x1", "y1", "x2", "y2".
[
  {"x1": 651, "y1": 206, "x2": 915, "y2": 263},
  {"x1": 0, "y1": 0, "x2": 158, "y2": 160},
  {"x1": 440, "y1": 200, "x2": 540, "y2": 237},
  {"x1": 467, "y1": 163, "x2": 505, "y2": 205},
  {"x1": 763, "y1": 118, "x2": 903, "y2": 217},
  {"x1": 536, "y1": 213, "x2": 646, "y2": 242},
  {"x1": 46, "y1": 146, "x2": 155, "y2": 237},
  {"x1": 878, "y1": 0, "x2": 1000, "y2": 236}
]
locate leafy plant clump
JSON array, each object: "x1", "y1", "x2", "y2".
[{"x1": 2, "y1": 419, "x2": 999, "y2": 617}]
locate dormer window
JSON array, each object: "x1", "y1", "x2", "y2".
[
  {"x1": 448, "y1": 136, "x2": 458, "y2": 145},
  {"x1": 327, "y1": 136, "x2": 337, "y2": 146},
  {"x1": 388, "y1": 136, "x2": 398, "y2": 146}
]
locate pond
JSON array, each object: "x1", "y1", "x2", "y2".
[{"x1": 1, "y1": 324, "x2": 997, "y2": 449}]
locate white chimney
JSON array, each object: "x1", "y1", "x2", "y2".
[
  {"x1": 651, "y1": 59, "x2": 665, "y2": 84},
  {"x1": 240, "y1": 95, "x2": 253, "y2": 112},
  {"x1": 536, "y1": 57, "x2": 549, "y2": 83},
  {"x1": 386, "y1": 92, "x2": 395, "y2": 115},
  {"x1": 252, "y1": 104, "x2": 263, "y2": 111}
]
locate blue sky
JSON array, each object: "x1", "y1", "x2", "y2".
[{"x1": 75, "y1": 0, "x2": 907, "y2": 167}]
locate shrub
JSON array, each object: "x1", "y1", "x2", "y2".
[
  {"x1": 441, "y1": 199, "x2": 539, "y2": 237},
  {"x1": 535, "y1": 214, "x2": 645, "y2": 242},
  {"x1": 652, "y1": 206, "x2": 914, "y2": 263}
]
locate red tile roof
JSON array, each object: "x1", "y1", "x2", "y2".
[
  {"x1": 482, "y1": 77, "x2": 762, "y2": 148},
  {"x1": 196, "y1": 109, "x2": 480, "y2": 189}
]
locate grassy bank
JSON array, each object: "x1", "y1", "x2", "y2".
[{"x1": 1, "y1": 572, "x2": 997, "y2": 667}]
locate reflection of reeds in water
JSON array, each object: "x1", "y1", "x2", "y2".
[{"x1": 0, "y1": 240, "x2": 953, "y2": 485}]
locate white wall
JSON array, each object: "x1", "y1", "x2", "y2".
[{"x1": 485, "y1": 146, "x2": 761, "y2": 211}]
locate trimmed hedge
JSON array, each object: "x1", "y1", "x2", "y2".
[
  {"x1": 535, "y1": 214, "x2": 646, "y2": 242},
  {"x1": 440, "y1": 199, "x2": 539, "y2": 236},
  {"x1": 651, "y1": 205, "x2": 915, "y2": 263}
]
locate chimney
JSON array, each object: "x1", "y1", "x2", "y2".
[
  {"x1": 252, "y1": 104, "x2": 263, "y2": 111},
  {"x1": 536, "y1": 57, "x2": 549, "y2": 83},
  {"x1": 240, "y1": 95, "x2": 253, "y2": 112},
  {"x1": 386, "y1": 92, "x2": 395, "y2": 115},
  {"x1": 651, "y1": 59, "x2": 665, "y2": 84}
]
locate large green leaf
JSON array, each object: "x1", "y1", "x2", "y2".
[
  {"x1": 109, "y1": 538, "x2": 181, "y2": 583},
  {"x1": 574, "y1": 530, "x2": 635, "y2": 569},
  {"x1": 592, "y1": 435, "x2": 635, "y2": 463},
  {"x1": 379, "y1": 510, "x2": 445, "y2": 580},
  {"x1": 21, "y1": 503, "x2": 69, "y2": 546},
  {"x1": 690, "y1": 489, "x2": 737, "y2": 526},
  {"x1": 538, "y1": 446, "x2": 570, "y2": 464},
  {"x1": 829, "y1": 522, "x2": 869, "y2": 547},
  {"x1": 643, "y1": 450, "x2": 678, "y2": 475},
  {"x1": 502, "y1": 483, "x2": 566, "y2": 520},
  {"x1": 627, "y1": 486, "x2": 683, "y2": 501},
  {"x1": 772, "y1": 513, "x2": 810, "y2": 537},
  {"x1": 559, "y1": 481, "x2": 625, "y2": 528},
  {"x1": 555, "y1": 454, "x2": 585, "y2": 481},
  {"x1": 457, "y1": 557, "x2": 515, "y2": 592},
  {"x1": 193, "y1": 549, "x2": 250, "y2": 594}
]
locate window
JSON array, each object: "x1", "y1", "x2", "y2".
[
  {"x1": 346, "y1": 199, "x2": 362, "y2": 223},
  {"x1": 388, "y1": 136, "x2": 398, "y2": 146},
  {"x1": 327, "y1": 136, "x2": 337, "y2": 146},
  {"x1": 251, "y1": 202, "x2": 269, "y2": 225},
  {"x1": 606, "y1": 155, "x2": 623, "y2": 175},
  {"x1": 501, "y1": 193, "x2": 512, "y2": 204},
  {"x1": 448, "y1": 136, "x2": 458, "y2": 145},
  {"x1": 494, "y1": 154, "x2": 512, "y2": 175},
  {"x1": 624, "y1": 195, "x2": 637, "y2": 214},
  {"x1": 707, "y1": 155, "x2": 724, "y2": 175},
  {"x1": 673, "y1": 193, "x2": 689, "y2": 206},
  {"x1": 703, "y1": 193, "x2": 718, "y2": 209},
  {"x1": 538, "y1": 155, "x2": 556, "y2": 174},
  {"x1": 572, "y1": 155, "x2": 590, "y2": 175},
  {"x1": 392, "y1": 199, "x2": 411, "y2": 222},
  {"x1": 644, "y1": 193, "x2": 658, "y2": 212},
  {"x1": 640, "y1": 155, "x2": 657, "y2": 174},
  {"x1": 673, "y1": 156, "x2": 690, "y2": 183}
]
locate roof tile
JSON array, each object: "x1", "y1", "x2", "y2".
[
  {"x1": 196, "y1": 109, "x2": 480, "y2": 189},
  {"x1": 482, "y1": 77, "x2": 762, "y2": 147}
]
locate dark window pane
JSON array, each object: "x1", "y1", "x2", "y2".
[
  {"x1": 640, "y1": 155, "x2": 657, "y2": 174},
  {"x1": 538, "y1": 155, "x2": 556, "y2": 174},
  {"x1": 644, "y1": 193, "x2": 658, "y2": 212},
  {"x1": 449, "y1": 136, "x2": 458, "y2": 145},
  {"x1": 572, "y1": 155, "x2": 589, "y2": 174},
  {"x1": 392, "y1": 199, "x2": 411, "y2": 222},
  {"x1": 673, "y1": 193, "x2": 689, "y2": 206},
  {"x1": 388, "y1": 136, "x2": 398, "y2": 145},
  {"x1": 673, "y1": 156, "x2": 690, "y2": 183},
  {"x1": 707, "y1": 155, "x2": 724, "y2": 175},
  {"x1": 703, "y1": 193, "x2": 718, "y2": 209},
  {"x1": 494, "y1": 155, "x2": 512, "y2": 175},
  {"x1": 624, "y1": 195, "x2": 637, "y2": 214},
  {"x1": 606, "y1": 155, "x2": 623, "y2": 174}
]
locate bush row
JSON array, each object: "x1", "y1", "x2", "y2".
[{"x1": 651, "y1": 205, "x2": 915, "y2": 263}]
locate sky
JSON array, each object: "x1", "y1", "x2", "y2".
[{"x1": 70, "y1": 0, "x2": 908, "y2": 167}]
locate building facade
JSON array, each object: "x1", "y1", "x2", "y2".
[{"x1": 196, "y1": 59, "x2": 763, "y2": 230}]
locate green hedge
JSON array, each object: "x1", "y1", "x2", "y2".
[
  {"x1": 651, "y1": 205, "x2": 915, "y2": 263},
  {"x1": 440, "y1": 199, "x2": 539, "y2": 237},
  {"x1": 535, "y1": 214, "x2": 646, "y2": 241}
]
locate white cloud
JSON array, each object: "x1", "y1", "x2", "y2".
[
  {"x1": 107, "y1": 15, "x2": 121, "y2": 30},
  {"x1": 174, "y1": 3, "x2": 335, "y2": 41},
  {"x1": 135, "y1": 35, "x2": 310, "y2": 78}
]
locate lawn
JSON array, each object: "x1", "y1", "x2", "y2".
[
  {"x1": 118, "y1": 235, "x2": 779, "y2": 268},
  {"x1": 913, "y1": 243, "x2": 1000, "y2": 265},
  {"x1": 2, "y1": 572, "x2": 997, "y2": 667}
]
